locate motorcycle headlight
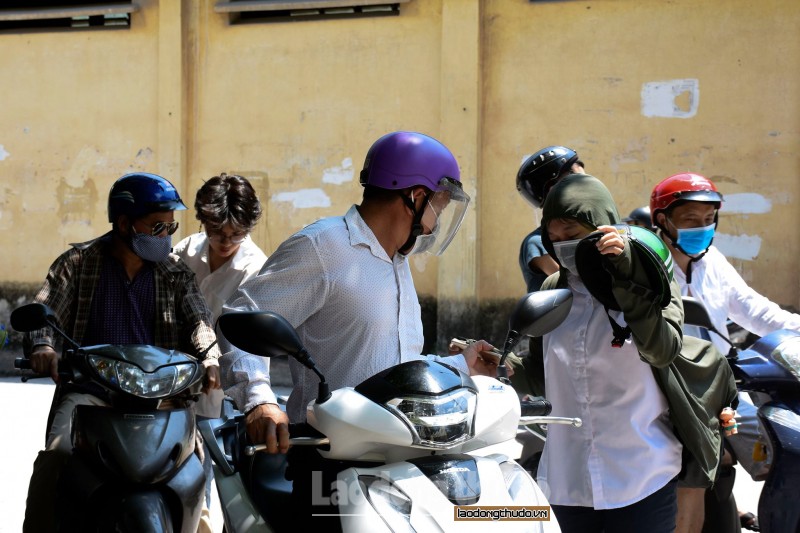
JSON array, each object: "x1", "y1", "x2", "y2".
[
  {"x1": 385, "y1": 389, "x2": 477, "y2": 448},
  {"x1": 89, "y1": 355, "x2": 198, "y2": 398},
  {"x1": 772, "y1": 337, "x2": 800, "y2": 382}
]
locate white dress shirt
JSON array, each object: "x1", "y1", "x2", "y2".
[
  {"x1": 173, "y1": 233, "x2": 267, "y2": 416},
  {"x1": 219, "y1": 205, "x2": 468, "y2": 422},
  {"x1": 537, "y1": 274, "x2": 682, "y2": 509},
  {"x1": 173, "y1": 233, "x2": 268, "y2": 322},
  {"x1": 676, "y1": 246, "x2": 800, "y2": 354}
]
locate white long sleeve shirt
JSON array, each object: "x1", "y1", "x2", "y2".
[
  {"x1": 173, "y1": 233, "x2": 268, "y2": 417},
  {"x1": 676, "y1": 246, "x2": 800, "y2": 354},
  {"x1": 219, "y1": 205, "x2": 468, "y2": 422},
  {"x1": 173, "y1": 233, "x2": 268, "y2": 321},
  {"x1": 537, "y1": 275, "x2": 682, "y2": 509}
]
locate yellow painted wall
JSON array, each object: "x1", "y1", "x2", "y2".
[
  {"x1": 0, "y1": 0, "x2": 798, "y2": 312},
  {"x1": 485, "y1": 0, "x2": 800, "y2": 305}
]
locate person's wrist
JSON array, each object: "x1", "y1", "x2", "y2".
[{"x1": 202, "y1": 358, "x2": 219, "y2": 369}]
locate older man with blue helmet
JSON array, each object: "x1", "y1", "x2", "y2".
[{"x1": 22, "y1": 172, "x2": 221, "y2": 532}]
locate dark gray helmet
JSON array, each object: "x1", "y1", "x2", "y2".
[
  {"x1": 622, "y1": 206, "x2": 652, "y2": 228},
  {"x1": 516, "y1": 146, "x2": 579, "y2": 208}
]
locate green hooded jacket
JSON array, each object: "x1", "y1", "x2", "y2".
[{"x1": 517, "y1": 174, "x2": 738, "y2": 488}]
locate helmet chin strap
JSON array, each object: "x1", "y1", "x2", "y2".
[{"x1": 398, "y1": 190, "x2": 429, "y2": 255}]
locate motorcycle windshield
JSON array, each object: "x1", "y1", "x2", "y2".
[{"x1": 772, "y1": 336, "x2": 800, "y2": 382}]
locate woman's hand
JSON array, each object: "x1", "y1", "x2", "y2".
[{"x1": 594, "y1": 225, "x2": 626, "y2": 256}]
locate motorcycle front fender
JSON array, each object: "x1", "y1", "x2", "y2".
[
  {"x1": 757, "y1": 401, "x2": 800, "y2": 533},
  {"x1": 109, "y1": 491, "x2": 173, "y2": 532},
  {"x1": 337, "y1": 454, "x2": 556, "y2": 532},
  {"x1": 58, "y1": 447, "x2": 205, "y2": 533},
  {"x1": 212, "y1": 463, "x2": 274, "y2": 532}
]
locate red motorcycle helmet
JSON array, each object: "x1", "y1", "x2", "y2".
[{"x1": 650, "y1": 172, "x2": 723, "y2": 228}]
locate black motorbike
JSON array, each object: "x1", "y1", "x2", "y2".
[{"x1": 12, "y1": 303, "x2": 208, "y2": 532}]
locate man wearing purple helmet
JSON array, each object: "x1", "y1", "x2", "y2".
[{"x1": 218, "y1": 131, "x2": 496, "y2": 527}]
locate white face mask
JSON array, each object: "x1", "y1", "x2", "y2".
[
  {"x1": 400, "y1": 179, "x2": 470, "y2": 257},
  {"x1": 553, "y1": 239, "x2": 581, "y2": 277}
]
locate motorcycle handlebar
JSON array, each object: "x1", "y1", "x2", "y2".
[
  {"x1": 245, "y1": 436, "x2": 331, "y2": 456},
  {"x1": 244, "y1": 422, "x2": 330, "y2": 456},
  {"x1": 520, "y1": 415, "x2": 582, "y2": 428},
  {"x1": 520, "y1": 397, "x2": 552, "y2": 416},
  {"x1": 14, "y1": 357, "x2": 31, "y2": 370}
]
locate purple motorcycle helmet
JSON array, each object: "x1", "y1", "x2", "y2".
[
  {"x1": 359, "y1": 131, "x2": 470, "y2": 256},
  {"x1": 359, "y1": 131, "x2": 460, "y2": 191}
]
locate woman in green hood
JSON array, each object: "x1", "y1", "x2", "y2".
[{"x1": 535, "y1": 174, "x2": 684, "y2": 532}]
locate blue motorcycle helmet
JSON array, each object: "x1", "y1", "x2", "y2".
[{"x1": 107, "y1": 172, "x2": 187, "y2": 223}]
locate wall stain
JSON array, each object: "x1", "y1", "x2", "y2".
[{"x1": 56, "y1": 177, "x2": 97, "y2": 224}]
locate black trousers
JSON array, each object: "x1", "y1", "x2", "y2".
[{"x1": 551, "y1": 478, "x2": 678, "y2": 533}]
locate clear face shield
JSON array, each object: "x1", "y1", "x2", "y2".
[{"x1": 406, "y1": 178, "x2": 470, "y2": 256}]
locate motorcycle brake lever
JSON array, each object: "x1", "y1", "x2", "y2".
[
  {"x1": 245, "y1": 436, "x2": 331, "y2": 456},
  {"x1": 519, "y1": 416, "x2": 582, "y2": 428}
]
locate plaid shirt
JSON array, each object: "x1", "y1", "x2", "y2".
[{"x1": 24, "y1": 232, "x2": 220, "y2": 361}]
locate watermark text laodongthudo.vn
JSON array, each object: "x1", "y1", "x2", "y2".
[{"x1": 454, "y1": 506, "x2": 550, "y2": 521}]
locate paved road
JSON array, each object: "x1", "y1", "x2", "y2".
[
  {"x1": 0, "y1": 376, "x2": 226, "y2": 533},
  {"x1": 0, "y1": 375, "x2": 765, "y2": 532}
]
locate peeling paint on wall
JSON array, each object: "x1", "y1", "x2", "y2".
[
  {"x1": 272, "y1": 188, "x2": 331, "y2": 209},
  {"x1": 57, "y1": 176, "x2": 98, "y2": 224},
  {"x1": 641, "y1": 79, "x2": 699, "y2": 118},
  {"x1": 0, "y1": 145, "x2": 9, "y2": 161},
  {"x1": 720, "y1": 193, "x2": 772, "y2": 215},
  {"x1": 714, "y1": 232, "x2": 761, "y2": 261},
  {"x1": 322, "y1": 157, "x2": 354, "y2": 185}
]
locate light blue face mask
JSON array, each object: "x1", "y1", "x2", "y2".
[{"x1": 674, "y1": 222, "x2": 715, "y2": 256}]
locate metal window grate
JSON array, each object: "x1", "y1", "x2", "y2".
[
  {"x1": 214, "y1": 0, "x2": 408, "y2": 23},
  {"x1": 0, "y1": 1, "x2": 136, "y2": 32}
]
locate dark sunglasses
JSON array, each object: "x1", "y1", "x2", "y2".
[{"x1": 138, "y1": 220, "x2": 179, "y2": 236}]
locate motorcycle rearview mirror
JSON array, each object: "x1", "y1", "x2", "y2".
[
  {"x1": 682, "y1": 296, "x2": 738, "y2": 356},
  {"x1": 497, "y1": 289, "x2": 574, "y2": 382},
  {"x1": 11, "y1": 303, "x2": 57, "y2": 332},
  {"x1": 218, "y1": 311, "x2": 304, "y2": 358},
  {"x1": 217, "y1": 311, "x2": 331, "y2": 403},
  {"x1": 10, "y1": 303, "x2": 80, "y2": 350},
  {"x1": 681, "y1": 296, "x2": 715, "y2": 331}
]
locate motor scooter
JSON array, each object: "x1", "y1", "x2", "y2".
[
  {"x1": 200, "y1": 288, "x2": 580, "y2": 532},
  {"x1": 683, "y1": 297, "x2": 800, "y2": 533},
  {"x1": 11, "y1": 303, "x2": 209, "y2": 532}
]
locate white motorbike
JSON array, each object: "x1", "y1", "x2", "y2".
[{"x1": 200, "y1": 289, "x2": 578, "y2": 532}]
